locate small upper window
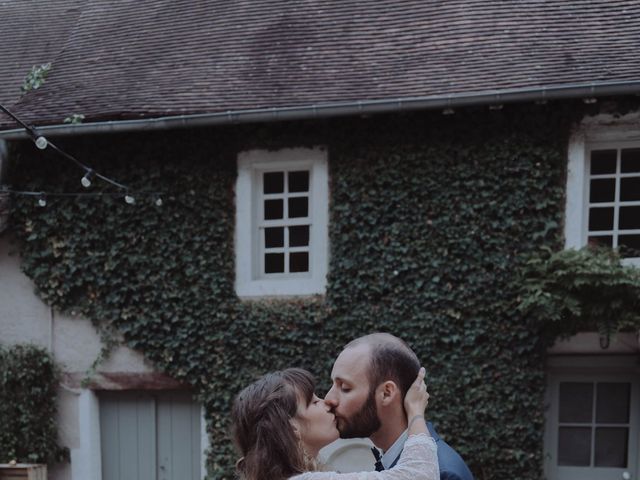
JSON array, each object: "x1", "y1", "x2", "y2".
[
  {"x1": 566, "y1": 124, "x2": 640, "y2": 266},
  {"x1": 260, "y1": 170, "x2": 311, "y2": 275},
  {"x1": 235, "y1": 148, "x2": 328, "y2": 297},
  {"x1": 585, "y1": 147, "x2": 640, "y2": 259}
]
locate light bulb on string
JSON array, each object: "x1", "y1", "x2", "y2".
[
  {"x1": 34, "y1": 136, "x2": 48, "y2": 150},
  {"x1": 154, "y1": 196, "x2": 163, "y2": 207},
  {"x1": 124, "y1": 193, "x2": 135, "y2": 205},
  {"x1": 0, "y1": 103, "x2": 136, "y2": 198},
  {"x1": 37, "y1": 194, "x2": 47, "y2": 207},
  {"x1": 81, "y1": 170, "x2": 94, "y2": 188}
]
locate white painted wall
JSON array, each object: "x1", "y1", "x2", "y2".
[
  {"x1": 0, "y1": 237, "x2": 154, "y2": 374},
  {"x1": 0, "y1": 237, "x2": 52, "y2": 349}
]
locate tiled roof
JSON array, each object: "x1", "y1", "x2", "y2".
[
  {"x1": 2, "y1": 0, "x2": 640, "y2": 128},
  {"x1": 0, "y1": 0, "x2": 84, "y2": 109}
]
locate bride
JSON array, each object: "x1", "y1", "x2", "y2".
[{"x1": 231, "y1": 366, "x2": 438, "y2": 480}]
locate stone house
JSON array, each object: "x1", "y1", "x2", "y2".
[{"x1": 1, "y1": 2, "x2": 639, "y2": 480}]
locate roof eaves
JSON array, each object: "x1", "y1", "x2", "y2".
[{"x1": 1, "y1": 79, "x2": 640, "y2": 139}]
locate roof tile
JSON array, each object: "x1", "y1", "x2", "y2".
[{"x1": 2, "y1": 0, "x2": 640, "y2": 127}]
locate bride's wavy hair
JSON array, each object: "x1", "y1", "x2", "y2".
[{"x1": 231, "y1": 368, "x2": 319, "y2": 480}]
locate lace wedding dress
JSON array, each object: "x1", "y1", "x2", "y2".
[{"x1": 290, "y1": 434, "x2": 439, "y2": 480}]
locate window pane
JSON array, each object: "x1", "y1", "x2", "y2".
[
  {"x1": 558, "y1": 427, "x2": 592, "y2": 466},
  {"x1": 619, "y1": 235, "x2": 640, "y2": 258},
  {"x1": 589, "y1": 179, "x2": 616, "y2": 203},
  {"x1": 265, "y1": 253, "x2": 284, "y2": 273},
  {"x1": 264, "y1": 199, "x2": 283, "y2": 220},
  {"x1": 264, "y1": 172, "x2": 284, "y2": 194},
  {"x1": 588, "y1": 207, "x2": 614, "y2": 231},
  {"x1": 588, "y1": 235, "x2": 613, "y2": 248},
  {"x1": 265, "y1": 227, "x2": 284, "y2": 248},
  {"x1": 591, "y1": 150, "x2": 617, "y2": 174},
  {"x1": 595, "y1": 427, "x2": 628, "y2": 467},
  {"x1": 559, "y1": 382, "x2": 593, "y2": 423},
  {"x1": 620, "y1": 177, "x2": 640, "y2": 201},
  {"x1": 621, "y1": 148, "x2": 640, "y2": 173},
  {"x1": 290, "y1": 252, "x2": 309, "y2": 272},
  {"x1": 289, "y1": 171, "x2": 309, "y2": 193},
  {"x1": 619, "y1": 206, "x2": 640, "y2": 230},
  {"x1": 289, "y1": 226, "x2": 310, "y2": 247},
  {"x1": 288, "y1": 197, "x2": 308, "y2": 218},
  {"x1": 597, "y1": 383, "x2": 630, "y2": 423}
]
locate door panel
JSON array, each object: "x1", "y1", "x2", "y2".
[
  {"x1": 100, "y1": 392, "x2": 156, "y2": 480},
  {"x1": 156, "y1": 392, "x2": 201, "y2": 480}
]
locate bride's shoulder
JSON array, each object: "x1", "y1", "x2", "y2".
[{"x1": 289, "y1": 473, "x2": 337, "y2": 480}]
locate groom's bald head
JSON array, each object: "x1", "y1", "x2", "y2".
[{"x1": 343, "y1": 333, "x2": 420, "y2": 397}]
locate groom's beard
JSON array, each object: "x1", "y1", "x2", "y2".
[{"x1": 337, "y1": 387, "x2": 381, "y2": 438}]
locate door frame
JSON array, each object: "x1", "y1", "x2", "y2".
[{"x1": 72, "y1": 389, "x2": 209, "y2": 480}]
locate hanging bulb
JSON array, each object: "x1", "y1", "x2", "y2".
[
  {"x1": 34, "y1": 136, "x2": 48, "y2": 150},
  {"x1": 154, "y1": 196, "x2": 163, "y2": 207},
  {"x1": 37, "y1": 194, "x2": 47, "y2": 207},
  {"x1": 81, "y1": 170, "x2": 94, "y2": 188},
  {"x1": 124, "y1": 194, "x2": 135, "y2": 205}
]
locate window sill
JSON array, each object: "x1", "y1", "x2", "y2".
[{"x1": 235, "y1": 278, "x2": 326, "y2": 299}]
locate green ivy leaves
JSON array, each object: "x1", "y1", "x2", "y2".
[
  {"x1": 7, "y1": 106, "x2": 577, "y2": 478},
  {"x1": 21, "y1": 63, "x2": 51, "y2": 94},
  {"x1": 0, "y1": 345, "x2": 68, "y2": 464},
  {"x1": 519, "y1": 246, "x2": 640, "y2": 344}
]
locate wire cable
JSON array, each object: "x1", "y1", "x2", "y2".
[{"x1": 1, "y1": 103, "x2": 131, "y2": 190}]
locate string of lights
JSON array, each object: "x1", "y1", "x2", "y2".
[
  {"x1": 0, "y1": 189, "x2": 163, "y2": 207},
  {"x1": 0, "y1": 103, "x2": 163, "y2": 206}
]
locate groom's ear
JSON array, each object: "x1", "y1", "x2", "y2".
[{"x1": 378, "y1": 380, "x2": 399, "y2": 406}]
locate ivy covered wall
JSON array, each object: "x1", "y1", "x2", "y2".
[{"x1": 8, "y1": 105, "x2": 575, "y2": 479}]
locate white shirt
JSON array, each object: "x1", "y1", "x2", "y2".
[{"x1": 381, "y1": 430, "x2": 409, "y2": 470}]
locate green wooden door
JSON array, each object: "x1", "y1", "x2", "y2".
[{"x1": 100, "y1": 391, "x2": 201, "y2": 480}]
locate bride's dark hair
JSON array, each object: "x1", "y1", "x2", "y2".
[{"x1": 231, "y1": 368, "x2": 319, "y2": 480}]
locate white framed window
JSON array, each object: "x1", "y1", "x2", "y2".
[
  {"x1": 544, "y1": 356, "x2": 640, "y2": 480},
  {"x1": 235, "y1": 147, "x2": 329, "y2": 297},
  {"x1": 566, "y1": 120, "x2": 640, "y2": 265}
]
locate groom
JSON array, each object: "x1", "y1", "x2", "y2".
[{"x1": 325, "y1": 333, "x2": 474, "y2": 480}]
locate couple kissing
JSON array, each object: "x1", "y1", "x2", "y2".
[{"x1": 231, "y1": 333, "x2": 474, "y2": 480}]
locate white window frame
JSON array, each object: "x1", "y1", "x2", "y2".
[
  {"x1": 544, "y1": 355, "x2": 640, "y2": 480},
  {"x1": 566, "y1": 116, "x2": 640, "y2": 266},
  {"x1": 235, "y1": 147, "x2": 329, "y2": 298}
]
